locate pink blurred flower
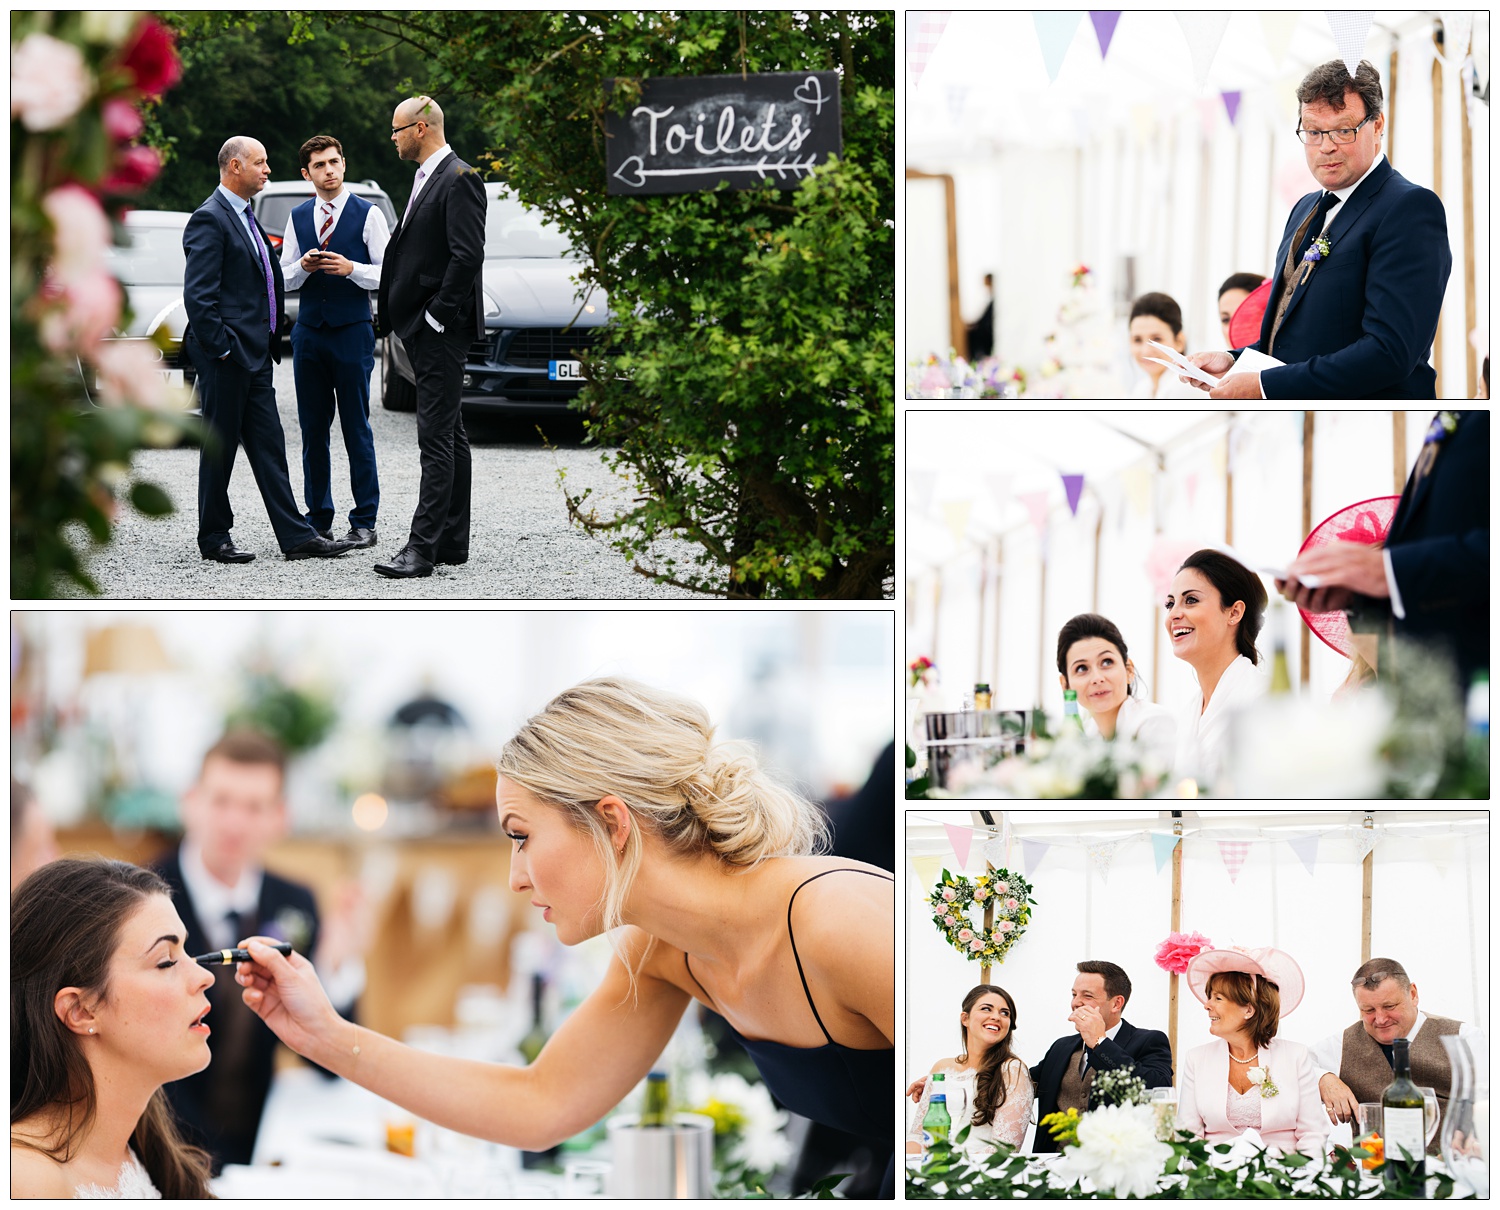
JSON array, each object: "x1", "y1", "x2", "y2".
[
  {"x1": 103, "y1": 97, "x2": 145, "y2": 141},
  {"x1": 38, "y1": 271, "x2": 122, "y2": 355},
  {"x1": 994, "y1": 882, "x2": 1009, "y2": 894},
  {"x1": 1155, "y1": 930, "x2": 1213, "y2": 975},
  {"x1": 957, "y1": 928, "x2": 973, "y2": 942},
  {"x1": 998, "y1": 920, "x2": 1014, "y2": 932},
  {"x1": 42, "y1": 185, "x2": 112, "y2": 284},
  {"x1": 101, "y1": 144, "x2": 162, "y2": 193},
  {"x1": 941, "y1": 887, "x2": 956, "y2": 902},
  {"x1": 1005, "y1": 897, "x2": 1019, "y2": 909},
  {"x1": 973, "y1": 888, "x2": 988, "y2": 901},
  {"x1": 11, "y1": 32, "x2": 93, "y2": 131},
  {"x1": 118, "y1": 17, "x2": 181, "y2": 98},
  {"x1": 90, "y1": 338, "x2": 179, "y2": 409},
  {"x1": 968, "y1": 938, "x2": 983, "y2": 952}
]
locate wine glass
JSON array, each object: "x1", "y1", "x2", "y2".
[{"x1": 1416, "y1": 1086, "x2": 1440, "y2": 1149}]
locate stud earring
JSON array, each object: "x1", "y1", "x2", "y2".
[{"x1": 88, "y1": 1027, "x2": 95, "y2": 1034}]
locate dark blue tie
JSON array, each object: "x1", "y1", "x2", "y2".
[{"x1": 1292, "y1": 191, "x2": 1338, "y2": 268}]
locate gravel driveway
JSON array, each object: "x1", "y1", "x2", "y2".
[{"x1": 60, "y1": 356, "x2": 708, "y2": 599}]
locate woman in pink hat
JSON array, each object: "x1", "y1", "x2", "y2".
[{"x1": 1176, "y1": 946, "x2": 1329, "y2": 1157}]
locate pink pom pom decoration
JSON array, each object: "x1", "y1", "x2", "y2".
[{"x1": 1155, "y1": 930, "x2": 1212, "y2": 975}]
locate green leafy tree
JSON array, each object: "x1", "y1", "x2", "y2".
[{"x1": 301, "y1": 10, "x2": 894, "y2": 598}]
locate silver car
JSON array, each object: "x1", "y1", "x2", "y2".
[{"x1": 382, "y1": 183, "x2": 610, "y2": 417}]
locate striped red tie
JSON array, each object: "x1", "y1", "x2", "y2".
[{"x1": 317, "y1": 201, "x2": 334, "y2": 249}]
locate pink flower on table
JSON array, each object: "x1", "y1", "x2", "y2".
[
  {"x1": 42, "y1": 185, "x2": 113, "y2": 284},
  {"x1": 1154, "y1": 930, "x2": 1213, "y2": 975},
  {"x1": 38, "y1": 270, "x2": 122, "y2": 355},
  {"x1": 117, "y1": 17, "x2": 180, "y2": 98},
  {"x1": 11, "y1": 32, "x2": 93, "y2": 131},
  {"x1": 941, "y1": 887, "x2": 957, "y2": 902},
  {"x1": 998, "y1": 920, "x2": 1014, "y2": 932},
  {"x1": 1005, "y1": 898, "x2": 1019, "y2": 909},
  {"x1": 101, "y1": 144, "x2": 162, "y2": 193},
  {"x1": 957, "y1": 928, "x2": 973, "y2": 942},
  {"x1": 102, "y1": 97, "x2": 145, "y2": 141}
]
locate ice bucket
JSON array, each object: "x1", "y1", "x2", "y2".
[{"x1": 606, "y1": 1113, "x2": 715, "y2": 1198}]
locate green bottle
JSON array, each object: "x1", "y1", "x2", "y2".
[
  {"x1": 1062, "y1": 689, "x2": 1085, "y2": 734},
  {"x1": 1381, "y1": 1037, "x2": 1426, "y2": 1195},
  {"x1": 921, "y1": 1083, "x2": 951, "y2": 1173},
  {"x1": 640, "y1": 1070, "x2": 671, "y2": 1128}
]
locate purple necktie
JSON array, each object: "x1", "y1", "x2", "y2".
[
  {"x1": 403, "y1": 168, "x2": 426, "y2": 224},
  {"x1": 240, "y1": 205, "x2": 276, "y2": 334}
]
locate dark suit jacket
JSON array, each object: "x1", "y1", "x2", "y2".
[
  {"x1": 153, "y1": 847, "x2": 321, "y2": 1169},
  {"x1": 1029, "y1": 1019, "x2": 1174, "y2": 1153},
  {"x1": 378, "y1": 151, "x2": 487, "y2": 343},
  {"x1": 183, "y1": 189, "x2": 285, "y2": 369},
  {"x1": 1239, "y1": 158, "x2": 1450, "y2": 399},
  {"x1": 1349, "y1": 409, "x2": 1488, "y2": 688}
]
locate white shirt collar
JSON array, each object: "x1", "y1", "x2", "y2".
[
  {"x1": 416, "y1": 143, "x2": 452, "y2": 176},
  {"x1": 313, "y1": 187, "x2": 348, "y2": 214},
  {"x1": 216, "y1": 182, "x2": 250, "y2": 214},
  {"x1": 178, "y1": 837, "x2": 263, "y2": 948},
  {"x1": 1403, "y1": 1011, "x2": 1428, "y2": 1041},
  {"x1": 1328, "y1": 151, "x2": 1385, "y2": 204},
  {"x1": 1103, "y1": 1019, "x2": 1124, "y2": 1042}
]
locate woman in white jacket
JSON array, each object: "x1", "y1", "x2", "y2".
[
  {"x1": 1055, "y1": 613, "x2": 1176, "y2": 768},
  {"x1": 1177, "y1": 946, "x2": 1329, "y2": 1158}
]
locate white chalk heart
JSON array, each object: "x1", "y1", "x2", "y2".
[
  {"x1": 612, "y1": 156, "x2": 647, "y2": 189},
  {"x1": 793, "y1": 75, "x2": 827, "y2": 114}
]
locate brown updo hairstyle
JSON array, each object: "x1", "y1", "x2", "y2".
[
  {"x1": 1176, "y1": 550, "x2": 1268, "y2": 665},
  {"x1": 957, "y1": 984, "x2": 1022, "y2": 1127},
  {"x1": 1204, "y1": 969, "x2": 1281, "y2": 1048},
  {"x1": 1055, "y1": 613, "x2": 1135, "y2": 695},
  {"x1": 11, "y1": 858, "x2": 215, "y2": 1198}
]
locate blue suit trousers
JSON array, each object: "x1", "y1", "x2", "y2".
[{"x1": 291, "y1": 320, "x2": 379, "y2": 531}]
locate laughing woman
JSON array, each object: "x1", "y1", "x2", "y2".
[
  {"x1": 1055, "y1": 613, "x2": 1176, "y2": 767},
  {"x1": 234, "y1": 679, "x2": 896, "y2": 1196},
  {"x1": 905, "y1": 985, "x2": 1033, "y2": 1164},
  {"x1": 11, "y1": 859, "x2": 217, "y2": 1198}
]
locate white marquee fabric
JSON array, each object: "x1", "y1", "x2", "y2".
[
  {"x1": 905, "y1": 810, "x2": 1489, "y2": 1148},
  {"x1": 906, "y1": 410, "x2": 1434, "y2": 717},
  {"x1": 907, "y1": 10, "x2": 1490, "y2": 399}
]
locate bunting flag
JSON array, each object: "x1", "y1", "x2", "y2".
[
  {"x1": 1061, "y1": 473, "x2": 1085, "y2": 517},
  {"x1": 943, "y1": 821, "x2": 975, "y2": 869},
  {"x1": 941, "y1": 499, "x2": 972, "y2": 546},
  {"x1": 1184, "y1": 471, "x2": 1199, "y2": 508},
  {"x1": 1436, "y1": 11, "x2": 1474, "y2": 71},
  {"x1": 1089, "y1": 10, "x2": 1121, "y2": 61},
  {"x1": 1195, "y1": 96, "x2": 1220, "y2": 140},
  {"x1": 1151, "y1": 831, "x2": 1180, "y2": 874},
  {"x1": 1220, "y1": 89, "x2": 1241, "y2": 126},
  {"x1": 1173, "y1": 11, "x2": 1231, "y2": 90},
  {"x1": 911, "y1": 854, "x2": 946, "y2": 894},
  {"x1": 1017, "y1": 490, "x2": 1050, "y2": 535},
  {"x1": 1323, "y1": 10, "x2": 1374, "y2": 81},
  {"x1": 1352, "y1": 827, "x2": 1380, "y2": 862},
  {"x1": 1087, "y1": 839, "x2": 1122, "y2": 884},
  {"x1": 1120, "y1": 460, "x2": 1152, "y2": 518},
  {"x1": 909, "y1": 470, "x2": 939, "y2": 516},
  {"x1": 1287, "y1": 834, "x2": 1320, "y2": 876},
  {"x1": 1258, "y1": 11, "x2": 1299, "y2": 70},
  {"x1": 1218, "y1": 839, "x2": 1252, "y2": 884},
  {"x1": 907, "y1": 11, "x2": 953, "y2": 92},
  {"x1": 1033, "y1": 11, "x2": 1085, "y2": 84},
  {"x1": 983, "y1": 472, "x2": 1013, "y2": 513},
  {"x1": 983, "y1": 835, "x2": 1007, "y2": 868},
  {"x1": 1021, "y1": 837, "x2": 1052, "y2": 878}
]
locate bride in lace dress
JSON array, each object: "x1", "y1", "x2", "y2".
[
  {"x1": 11, "y1": 860, "x2": 217, "y2": 1198},
  {"x1": 906, "y1": 984, "x2": 1034, "y2": 1165}
]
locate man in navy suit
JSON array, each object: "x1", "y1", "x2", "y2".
[
  {"x1": 182, "y1": 136, "x2": 356, "y2": 563},
  {"x1": 154, "y1": 729, "x2": 366, "y2": 1170},
  {"x1": 280, "y1": 134, "x2": 391, "y2": 550},
  {"x1": 1030, "y1": 961, "x2": 1173, "y2": 1152},
  {"x1": 1187, "y1": 61, "x2": 1451, "y2": 400},
  {"x1": 1278, "y1": 410, "x2": 1488, "y2": 694}
]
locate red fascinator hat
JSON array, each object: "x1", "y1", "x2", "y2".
[
  {"x1": 1297, "y1": 496, "x2": 1402, "y2": 657},
  {"x1": 1227, "y1": 281, "x2": 1273, "y2": 348}
]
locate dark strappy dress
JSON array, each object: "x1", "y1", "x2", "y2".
[{"x1": 684, "y1": 867, "x2": 895, "y2": 1198}]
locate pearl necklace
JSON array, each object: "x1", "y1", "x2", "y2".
[{"x1": 1228, "y1": 1050, "x2": 1259, "y2": 1064}]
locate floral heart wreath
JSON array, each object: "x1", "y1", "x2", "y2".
[{"x1": 928, "y1": 868, "x2": 1035, "y2": 963}]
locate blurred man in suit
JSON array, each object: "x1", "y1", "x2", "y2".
[
  {"x1": 1278, "y1": 410, "x2": 1488, "y2": 695},
  {"x1": 182, "y1": 136, "x2": 355, "y2": 563},
  {"x1": 374, "y1": 97, "x2": 486, "y2": 579},
  {"x1": 155, "y1": 730, "x2": 367, "y2": 1170}
]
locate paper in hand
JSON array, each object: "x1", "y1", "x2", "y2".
[{"x1": 1146, "y1": 340, "x2": 1220, "y2": 388}]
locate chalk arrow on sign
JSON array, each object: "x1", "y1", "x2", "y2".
[{"x1": 612, "y1": 155, "x2": 821, "y2": 189}]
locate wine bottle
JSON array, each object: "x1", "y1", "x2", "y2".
[
  {"x1": 517, "y1": 972, "x2": 548, "y2": 1064},
  {"x1": 973, "y1": 682, "x2": 992, "y2": 710},
  {"x1": 640, "y1": 1070, "x2": 671, "y2": 1128},
  {"x1": 1381, "y1": 1036, "x2": 1427, "y2": 1195},
  {"x1": 1269, "y1": 602, "x2": 1292, "y2": 695}
]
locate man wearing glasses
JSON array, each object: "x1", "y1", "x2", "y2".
[
  {"x1": 1185, "y1": 61, "x2": 1450, "y2": 399},
  {"x1": 373, "y1": 96, "x2": 486, "y2": 578}
]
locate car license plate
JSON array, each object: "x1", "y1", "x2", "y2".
[{"x1": 548, "y1": 359, "x2": 583, "y2": 381}]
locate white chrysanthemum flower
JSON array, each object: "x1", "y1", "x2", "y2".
[{"x1": 1052, "y1": 1104, "x2": 1170, "y2": 1200}]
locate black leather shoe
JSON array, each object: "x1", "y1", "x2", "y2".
[
  {"x1": 202, "y1": 541, "x2": 255, "y2": 564},
  {"x1": 435, "y1": 547, "x2": 468, "y2": 565},
  {"x1": 374, "y1": 545, "x2": 434, "y2": 578},
  {"x1": 343, "y1": 527, "x2": 377, "y2": 549},
  {"x1": 285, "y1": 535, "x2": 356, "y2": 560},
  {"x1": 316, "y1": 529, "x2": 334, "y2": 541}
]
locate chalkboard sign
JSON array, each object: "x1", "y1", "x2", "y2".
[{"x1": 605, "y1": 71, "x2": 842, "y2": 196}]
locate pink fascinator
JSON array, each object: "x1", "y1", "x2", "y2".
[{"x1": 1186, "y1": 945, "x2": 1305, "y2": 1015}]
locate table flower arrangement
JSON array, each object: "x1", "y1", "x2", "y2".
[{"x1": 920, "y1": 724, "x2": 1173, "y2": 800}]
